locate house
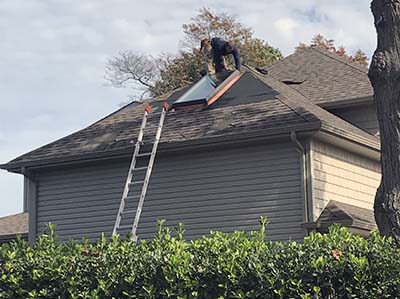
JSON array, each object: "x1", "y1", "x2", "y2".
[
  {"x1": 0, "y1": 212, "x2": 28, "y2": 243},
  {"x1": 0, "y1": 47, "x2": 381, "y2": 243}
]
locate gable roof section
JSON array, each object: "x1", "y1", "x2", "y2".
[
  {"x1": 1, "y1": 68, "x2": 379, "y2": 171},
  {"x1": 315, "y1": 200, "x2": 377, "y2": 232},
  {"x1": 0, "y1": 212, "x2": 28, "y2": 243},
  {"x1": 264, "y1": 47, "x2": 373, "y2": 106}
]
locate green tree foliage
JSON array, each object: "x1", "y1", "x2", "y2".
[
  {"x1": 149, "y1": 51, "x2": 204, "y2": 98},
  {"x1": 106, "y1": 8, "x2": 283, "y2": 99},
  {"x1": 1, "y1": 221, "x2": 400, "y2": 298},
  {"x1": 297, "y1": 34, "x2": 369, "y2": 67}
]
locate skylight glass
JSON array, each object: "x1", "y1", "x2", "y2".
[
  {"x1": 173, "y1": 75, "x2": 216, "y2": 106},
  {"x1": 172, "y1": 70, "x2": 242, "y2": 109}
]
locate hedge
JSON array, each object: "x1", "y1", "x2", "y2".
[{"x1": 1, "y1": 218, "x2": 400, "y2": 298}]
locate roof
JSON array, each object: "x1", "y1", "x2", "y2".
[
  {"x1": 314, "y1": 200, "x2": 377, "y2": 231},
  {"x1": 1, "y1": 68, "x2": 379, "y2": 171},
  {"x1": 264, "y1": 47, "x2": 373, "y2": 106},
  {"x1": 0, "y1": 212, "x2": 28, "y2": 243}
]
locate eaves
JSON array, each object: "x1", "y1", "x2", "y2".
[{"x1": 1, "y1": 122, "x2": 320, "y2": 174}]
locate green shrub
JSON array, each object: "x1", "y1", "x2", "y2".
[{"x1": 1, "y1": 218, "x2": 400, "y2": 298}]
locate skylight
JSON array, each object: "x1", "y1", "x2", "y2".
[
  {"x1": 172, "y1": 70, "x2": 242, "y2": 109},
  {"x1": 172, "y1": 75, "x2": 216, "y2": 108}
]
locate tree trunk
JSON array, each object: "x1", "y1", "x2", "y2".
[{"x1": 369, "y1": 0, "x2": 400, "y2": 241}]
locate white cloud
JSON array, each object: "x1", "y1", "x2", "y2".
[
  {"x1": 274, "y1": 17, "x2": 300, "y2": 40},
  {"x1": 0, "y1": 0, "x2": 377, "y2": 217}
]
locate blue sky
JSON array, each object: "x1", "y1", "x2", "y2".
[{"x1": 0, "y1": 0, "x2": 375, "y2": 217}]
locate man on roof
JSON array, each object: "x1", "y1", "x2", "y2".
[{"x1": 200, "y1": 37, "x2": 241, "y2": 80}]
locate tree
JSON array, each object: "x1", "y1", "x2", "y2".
[
  {"x1": 106, "y1": 8, "x2": 282, "y2": 99},
  {"x1": 105, "y1": 52, "x2": 159, "y2": 99},
  {"x1": 368, "y1": 0, "x2": 400, "y2": 241},
  {"x1": 297, "y1": 34, "x2": 369, "y2": 67},
  {"x1": 181, "y1": 7, "x2": 252, "y2": 49}
]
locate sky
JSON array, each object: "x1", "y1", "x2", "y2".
[{"x1": 0, "y1": 0, "x2": 375, "y2": 217}]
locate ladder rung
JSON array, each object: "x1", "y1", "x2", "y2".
[
  {"x1": 136, "y1": 152, "x2": 152, "y2": 157},
  {"x1": 121, "y1": 209, "x2": 136, "y2": 214},
  {"x1": 126, "y1": 195, "x2": 140, "y2": 200},
  {"x1": 121, "y1": 195, "x2": 140, "y2": 202},
  {"x1": 132, "y1": 166, "x2": 148, "y2": 172},
  {"x1": 117, "y1": 225, "x2": 132, "y2": 230},
  {"x1": 129, "y1": 180, "x2": 145, "y2": 186}
]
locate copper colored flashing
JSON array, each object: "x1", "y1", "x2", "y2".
[{"x1": 207, "y1": 72, "x2": 243, "y2": 107}]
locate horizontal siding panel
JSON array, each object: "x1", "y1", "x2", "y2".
[
  {"x1": 314, "y1": 190, "x2": 373, "y2": 210},
  {"x1": 38, "y1": 168, "x2": 300, "y2": 196},
  {"x1": 38, "y1": 196, "x2": 300, "y2": 219},
  {"x1": 38, "y1": 159, "x2": 299, "y2": 193},
  {"x1": 314, "y1": 164, "x2": 380, "y2": 187},
  {"x1": 313, "y1": 152, "x2": 380, "y2": 177},
  {"x1": 38, "y1": 205, "x2": 302, "y2": 228},
  {"x1": 311, "y1": 140, "x2": 380, "y2": 218},
  {"x1": 38, "y1": 160, "x2": 297, "y2": 191},
  {"x1": 38, "y1": 179, "x2": 301, "y2": 206},
  {"x1": 38, "y1": 213, "x2": 303, "y2": 235},
  {"x1": 37, "y1": 187, "x2": 300, "y2": 210},
  {"x1": 330, "y1": 105, "x2": 379, "y2": 136},
  {"x1": 38, "y1": 145, "x2": 297, "y2": 180},
  {"x1": 36, "y1": 142, "x2": 304, "y2": 241},
  {"x1": 313, "y1": 172, "x2": 378, "y2": 195}
]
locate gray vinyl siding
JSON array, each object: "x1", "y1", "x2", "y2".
[
  {"x1": 328, "y1": 104, "x2": 379, "y2": 136},
  {"x1": 35, "y1": 142, "x2": 305, "y2": 242}
]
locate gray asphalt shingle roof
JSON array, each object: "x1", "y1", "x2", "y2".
[
  {"x1": 265, "y1": 47, "x2": 373, "y2": 106},
  {"x1": 1, "y1": 67, "x2": 379, "y2": 171},
  {"x1": 0, "y1": 212, "x2": 28, "y2": 242},
  {"x1": 316, "y1": 200, "x2": 377, "y2": 231}
]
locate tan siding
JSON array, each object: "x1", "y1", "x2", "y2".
[{"x1": 311, "y1": 141, "x2": 380, "y2": 220}]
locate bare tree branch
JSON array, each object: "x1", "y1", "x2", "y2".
[{"x1": 105, "y1": 51, "x2": 159, "y2": 91}]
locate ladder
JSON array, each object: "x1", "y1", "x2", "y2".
[{"x1": 112, "y1": 102, "x2": 169, "y2": 242}]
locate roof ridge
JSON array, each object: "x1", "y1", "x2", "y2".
[
  {"x1": 326, "y1": 200, "x2": 354, "y2": 221},
  {"x1": 241, "y1": 65, "x2": 308, "y2": 122},
  {"x1": 260, "y1": 49, "x2": 302, "y2": 70},
  {"x1": 244, "y1": 65, "x2": 321, "y2": 123},
  {"x1": 310, "y1": 46, "x2": 369, "y2": 74},
  {"x1": 247, "y1": 67, "x2": 379, "y2": 149}
]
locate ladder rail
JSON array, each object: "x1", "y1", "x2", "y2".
[
  {"x1": 112, "y1": 109, "x2": 149, "y2": 235},
  {"x1": 131, "y1": 106, "x2": 167, "y2": 241}
]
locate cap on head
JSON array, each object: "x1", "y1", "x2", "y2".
[{"x1": 200, "y1": 38, "x2": 211, "y2": 51}]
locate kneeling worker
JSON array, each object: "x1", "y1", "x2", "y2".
[{"x1": 200, "y1": 37, "x2": 241, "y2": 81}]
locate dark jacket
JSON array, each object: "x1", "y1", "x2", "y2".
[{"x1": 211, "y1": 37, "x2": 241, "y2": 72}]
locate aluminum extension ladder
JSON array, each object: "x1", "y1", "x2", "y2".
[{"x1": 112, "y1": 102, "x2": 169, "y2": 242}]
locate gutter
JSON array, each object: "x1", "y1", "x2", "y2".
[
  {"x1": 2, "y1": 123, "x2": 319, "y2": 173},
  {"x1": 290, "y1": 131, "x2": 311, "y2": 224},
  {"x1": 21, "y1": 166, "x2": 35, "y2": 181}
]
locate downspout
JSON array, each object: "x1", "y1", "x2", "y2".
[
  {"x1": 290, "y1": 132, "x2": 310, "y2": 224},
  {"x1": 21, "y1": 166, "x2": 37, "y2": 245}
]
